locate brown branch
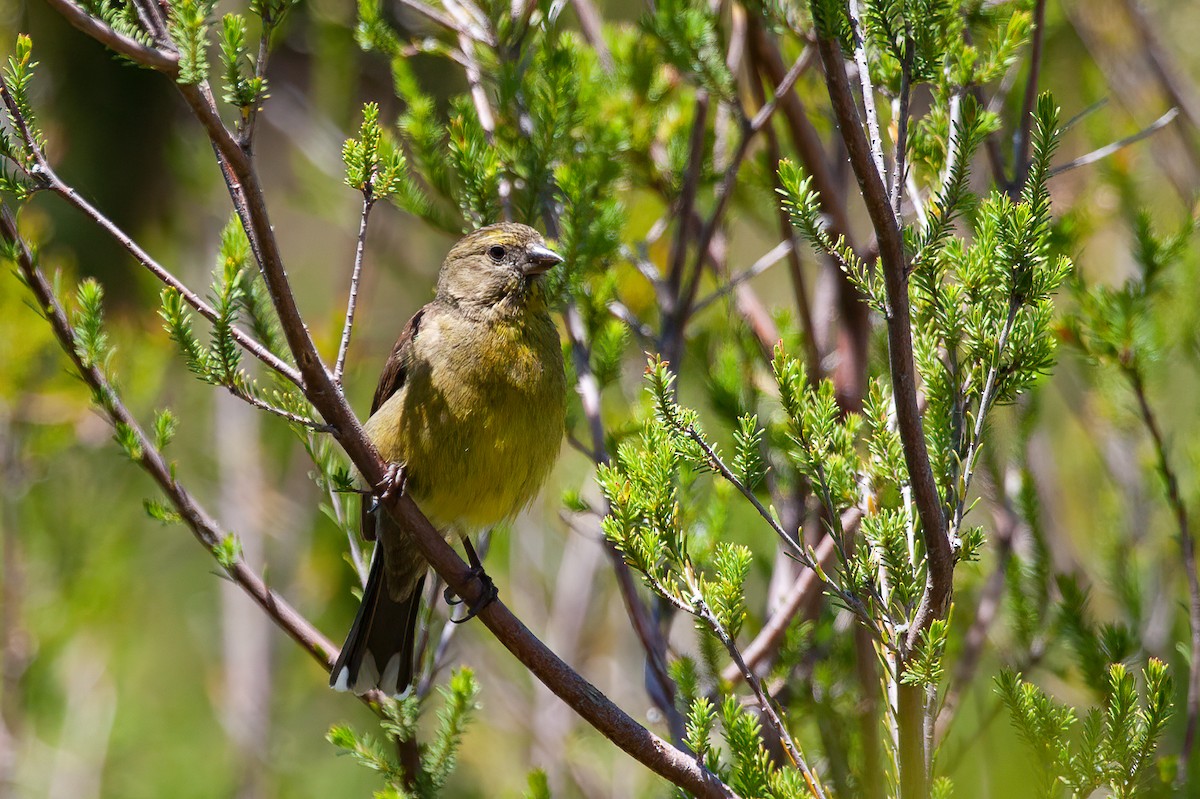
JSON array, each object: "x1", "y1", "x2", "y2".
[
  {"x1": 813, "y1": 28, "x2": 950, "y2": 644},
  {"x1": 43, "y1": 0, "x2": 179, "y2": 73},
  {"x1": 814, "y1": 18, "x2": 950, "y2": 799}
]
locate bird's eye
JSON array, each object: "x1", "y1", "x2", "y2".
[{"x1": 487, "y1": 245, "x2": 507, "y2": 262}]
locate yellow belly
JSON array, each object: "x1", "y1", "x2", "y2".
[{"x1": 364, "y1": 308, "x2": 566, "y2": 533}]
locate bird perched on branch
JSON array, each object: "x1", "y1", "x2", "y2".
[{"x1": 331, "y1": 222, "x2": 567, "y2": 697}]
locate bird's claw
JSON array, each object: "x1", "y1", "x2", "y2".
[
  {"x1": 370, "y1": 463, "x2": 407, "y2": 513},
  {"x1": 443, "y1": 566, "x2": 498, "y2": 623}
]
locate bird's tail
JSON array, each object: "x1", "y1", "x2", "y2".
[{"x1": 330, "y1": 550, "x2": 425, "y2": 698}]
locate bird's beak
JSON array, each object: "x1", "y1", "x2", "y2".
[{"x1": 523, "y1": 244, "x2": 564, "y2": 275}]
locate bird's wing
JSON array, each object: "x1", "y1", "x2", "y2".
[
  {"x1": 370, "y1": 305, "x2": 427, "y2": 415},
  {"x1": 362, "y1": 305, "x2": 427, "y2": 542}
]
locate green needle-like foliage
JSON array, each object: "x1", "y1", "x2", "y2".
[
  {"x1": 168, "y1": 0, "x2": 217, "y2": 84},
  {"x1": 328, "y1": 669, "x2": 480, "y2": 798},
  {"x1": 998, "y1": 660, "x2": 1173, "y2": 799}
]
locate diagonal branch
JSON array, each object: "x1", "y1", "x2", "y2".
[
  {"x1": 1049, "y1": 107, "x2": 1180, "y2": 176},
  {"x1": 0, "y1": 76, "x2": 304, "y2": 389},
  {"x1": 43, "y1": 0, "x2": 179, "y2": 73}
]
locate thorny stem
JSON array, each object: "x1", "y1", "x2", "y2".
[
  {"x1": 334, "y1": 196, "x2": 374, "y2": 386},
  {"x1": 1127, "y1": 366, "x2": 1200, "y2": 783}
]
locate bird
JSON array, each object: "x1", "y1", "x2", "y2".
[{"x1": 330, "y1": 222, "x2": 567, "y2": 697}]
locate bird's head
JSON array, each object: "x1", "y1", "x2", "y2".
[{"x1": 436, "y1": 223, "x2": 563, "y2": 314}]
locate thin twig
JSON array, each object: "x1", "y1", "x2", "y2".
[
  {"x1": 1127, "y1": 366, "x2": 1200, "y2": 783},
  {"x1": 665, "y1": 91, "x2": 710, "y2": 318},
  {"x1": 692, "y1": 240, "x2": 793, "y2": 314},
  {"x1": 693, "y1": 592, "x2": 827, "y2": 799},
  {"x1": 948, "y1": 300, "x2": 1019, "y2": 543},
  {"x1": 0, "y1": 201, "x2": 348, "y2": 689},
  {"x1": 394, "y1": 0, "x2": 490, "y2": 44},
  {"x1": 1049, "y1": 107, "x2": 1180, "y2": 176},
  {"x1": 334, "y1": 197, "x2": 374, "y2": 385},
  {"x1": 568, "y1": 0, "x2": 611, "y2": 69},
  {"x1": 130, "y1": 0, "x2": 170, "y2": 46},
  {"x1": 238, "y1": 8, "x2": 277, "y2": 150},
  {"x1": 718, "y1": 516, "x2": 859, "y2": 684},
  {"x1": 228, "y1": 385, "x2": 328, "y2": 430},
  {"x1": 674, "y1": 49, "x2": 813, "y2": 338},
  {"x1": 563, "y1": 302, "x2": 687, "y2": 743},
  {"x1": 681, "y1": 424, "x2": 887, "y2": 642}
]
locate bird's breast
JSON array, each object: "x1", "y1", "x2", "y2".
[{"x1": 365, "y1": 309, "x2": 566, "y2": 532}]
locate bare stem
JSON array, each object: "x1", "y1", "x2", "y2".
[
  {"x1": 1049, "y1": 107, "x2": 1180, "y2": 176},
  {"x1": 1128, "y1": 365, "x2": 1200, "y2": 783},
  {"x1": 334, "y1": 196, "x2": 373, "y2": 386},
  {"x1": 889, "y1": 35, "x2": 914, "y2": 218}
]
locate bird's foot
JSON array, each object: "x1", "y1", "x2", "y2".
[
  {"x1": 369, "y1": 463, "x2": 407, "y2": 513},
  {"x1": 443, "y1": 566, "x2": 498, "y2": 623}
]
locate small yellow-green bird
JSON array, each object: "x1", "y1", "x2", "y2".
[{"x1": 331, "y1": 222, "x2": 567, "y2": 697}]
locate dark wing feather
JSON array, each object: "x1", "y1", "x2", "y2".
[
  {"x1": 361, "y1": 305, "x2": 426, "y2": 542},
  {"x1": 370, "y1": 305, "x2": 427, "y2": 414}
]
